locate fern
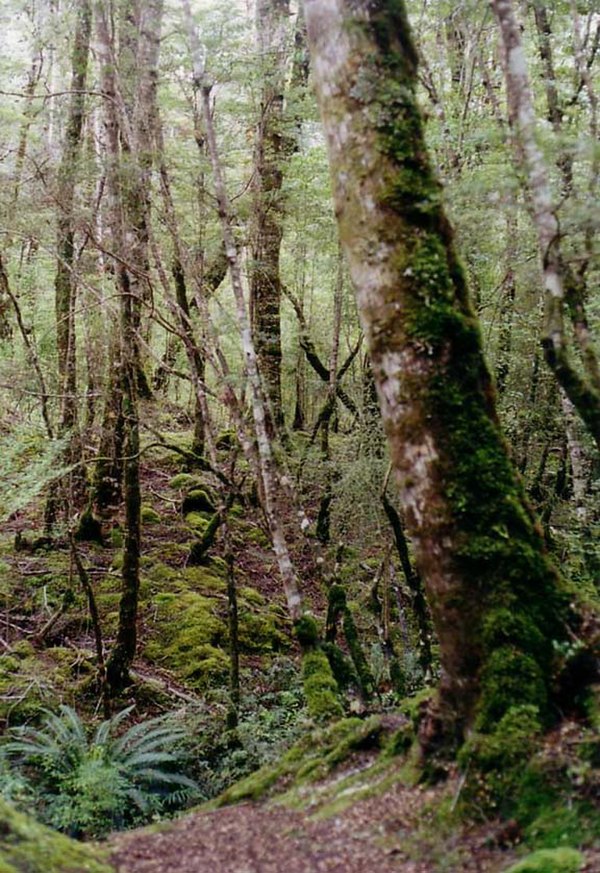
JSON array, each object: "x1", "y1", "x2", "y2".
[
  {"x1": 3, "y1": 705, "x2": 200, "y2": 837},
  {"x1": 0, "y1": 425, "x2": 71, "y2": 522}
]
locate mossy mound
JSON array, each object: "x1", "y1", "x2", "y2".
[
  {"x1": 0, "y1": 645, "x2": 80, "y2": 726},
  {"x1": 142, "y1": 563, "x2": 287, "y2": 688},
  {"x1": 140, "y1": 504, "x2": 161, "y2": 524},
  {"x1": 182, "y1": 489, "x2": 216, "y2": 515},
  {"x1": 216, "y1": 715, "x2": 389, "y2": 806},
  {"x1": 503, "y1": 848, "x2": 583, "y2": 873},
  {"x1": 169, "y1": 473, "x2": 204, "y2": 491},
  {"x1": 184, "y1": 511, "x2": 211, "y2": 534},
  {"x1": 0, "y1": 798, "x2": 113, "y2": 873}
]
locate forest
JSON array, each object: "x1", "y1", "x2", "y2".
[{"x1": 0, "y1": 0, "x2": 598, "y2": 871}]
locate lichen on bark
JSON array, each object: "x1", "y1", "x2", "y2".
[{"x1": 304, "y1": 0, "x2": 574, "y2": 747}]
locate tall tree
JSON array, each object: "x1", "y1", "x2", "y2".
[
  {"x1": 54, "y1": 0, "x2": 92, "y2": 438},
  {"x1": 303, "y1": 0, "x2": 575, "y2": 748},
  {"x1": 250, "y1": 0, "x2": 291, "y2": 432},
  {"x1": 491, "y1": 0, "x2": 600, "y2": 450}
]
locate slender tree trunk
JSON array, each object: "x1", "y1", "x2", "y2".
[
  {"x1": 249, "y1": 0, "x2": 290, "y2": 433},
  {"x1": 45, "y1": 0, "x2": 93, "y2": 530},
  {"x1": 304, "y1": 0, "x2": 571, "y2": 746},
  {"x1": 183, "y1": 0, "x2": 304, "y2": 622},
  {"x1": 492, "y1": 0, "x2": 600, "y2": 450}
]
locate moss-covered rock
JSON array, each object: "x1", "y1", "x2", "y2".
[
  {"x1": 182, "y1": 489, "x2": 216, "y2": 515},
  {"x1": 184, "y1": 511, "x2": 210, "y2": 534},
  {"x1": 140, "y1": 504, "x2": 161, "y2": 525},
  {"x1": 169, "y1": 473, "x2": 203, "y2": 491},
  {"x1": 502, "y1": 848, "x2": 583, "y2": 873},
  {"x1": 0, "y1": 798, "x2": 113, "y2": 873}
]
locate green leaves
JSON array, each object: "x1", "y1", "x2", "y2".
[
  {"x1": 0, "y1": 426, "x2": 72, "y2": 522},
  {"x1": 2, "y1": 705, "x2": 199, "y2": 837}
]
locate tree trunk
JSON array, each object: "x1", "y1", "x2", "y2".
[
  {"x1": 492, "y1": 0, "x2": 600, "y2": 450},
  {"x1": 249, "y1": 0, "x2": 291, "y2": 433},
  {"x1": 304, "y1": 0, "x2": 571, "y2": 746}
]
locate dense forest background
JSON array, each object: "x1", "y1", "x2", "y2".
[{"x1": 0, "y1": 1, "x2": 598, "y2": 871}]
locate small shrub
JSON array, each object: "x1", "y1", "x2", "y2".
[{"x1": 3, "y1": 705, "x2": 199, "y2": 838}]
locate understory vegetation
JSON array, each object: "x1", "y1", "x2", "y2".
[{"x1": 0, "y1": 0, "x2": 598, "y2": 871}]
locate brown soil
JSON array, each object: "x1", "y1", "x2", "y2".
[{"x1": 109, "y1": 778, "x2": 522, "y2": 873}]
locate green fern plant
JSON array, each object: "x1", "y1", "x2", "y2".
[{"x1": 3, "y1": 705, "x2": 199, "y2": 837}]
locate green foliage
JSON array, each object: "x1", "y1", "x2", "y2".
[
  {"x1": 0, "y1": 427, "x2": 71, "y2": 522},
  {"x1": 183, "y1": 660, "x2": 308, "y2": 799},
  {"x1": 502, "y1": 848, "x2": 583, "y2": 873},
  {"x1": 2, "y1": 705, "x2": 199, "y2": 838}
]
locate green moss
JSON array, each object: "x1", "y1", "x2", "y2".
[
  {"x1": 0, "y1": 648, "x2": 75, "y2": 726},
  {"x1": 239, "y1": 586, "x2": 265, "y2": 606},
  {"x1": 294, "y1": 614, "x2": 320, "y2": 650},
  {"x1": 237, "y1": 611, "x2": 287, "y2": 654},
  {"x1": 478, "y1": 648, "x2": 548, "y2": 729},
  {"x1": 182, "y1": 489, "x2": 215, "y2": 515},
  {"x1": 184, "y1": 511, "x2": 210, "y2": 534},
  {"x1": 216, "y1": 717, "x2": 387, "y2": 807},
  {"x1": 0, "y1": 798, "x2": 113, "y2": 873},
  {"x1": 459, "y1": 705, "x2": 542, "y2": 816},
  {"x1": 302, "y1": 650, "x2": 343, "y2": 721},
  {"x1": 169, "y1": 473, "x2": 203, "y2": 490},
  {"x1": 243, "y1": 525, "x2": 270, "y2": 547},
  {"x1": 10, "y1": 641, "x2": 35, "y2": 659},
  {"x1": 140, "y1": 504, "x2": 161, "y2": 524},
  {"x1": 503, "y1": 848, "x2": 583, "y2": 873}
]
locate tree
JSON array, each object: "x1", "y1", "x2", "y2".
[
  {"x1": 249, "y1": 0, "x2": 290, "y2": 432},
  {"x1": 303, "y1": 0, "x2": 577, "y2": 748},
  {"x1": 491, "y1": 0, "x2": 600, "y2": 451}
]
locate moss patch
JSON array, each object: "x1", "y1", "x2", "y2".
[
  {"x1": 140, "y1": 504, "x2": 161, "y2": 525},
  {"x1": 0, "y1": 798, "x2": 113, "y2": 873},
  {"x1": 215, "y1": 716, "x2": 388, "y2": 807},
  {"x1": 302, "y1": 650, "x2": 344, "y2": 721},
  {"x1": 503, "y1": 848, "x2": 583, "y2": 873}
]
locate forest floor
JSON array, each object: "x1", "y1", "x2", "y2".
[
  {"x1": 2, "y1": 412, "x2": 599, "y2": 873},
  {"x1": 108, "y1": 770, "x2": 600, "y2": 873}
]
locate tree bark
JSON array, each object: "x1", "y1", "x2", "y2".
[
  {"x1": 54, "y1": 0, "x2": 92, "y2": 436},
  {"x1": 249, "y1": 0, "x2": 291, "y2": 432},
  {"x1": 304, "y1": 0, "x2": 571, "y2": 746},
  {"x1": 492, "y1": 0, "x2": 600, "y2": 450}
]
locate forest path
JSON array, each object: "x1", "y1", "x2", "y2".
[{"x1": 108, "y1": 777, "x2": 507, "y2": 873}]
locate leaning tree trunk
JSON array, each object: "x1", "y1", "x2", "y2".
[
  {"x1": 491, "y1": 0, "x2": 600, "y2": 450},
  {"x1": 304, "y1": 0, "x2": 572, "y2": 747}
]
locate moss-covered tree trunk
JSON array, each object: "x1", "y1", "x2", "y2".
[
  {"x1": 249, "y1": 0, "x2": 290, "y2": 433},
  {"x1": 54, "y1": 0, "x2": 91, "y2": 438},
  {"x1": 304, "y1": 0, "x2": 571, "y2": 747}
]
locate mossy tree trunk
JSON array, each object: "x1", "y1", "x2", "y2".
[
  {"x1": 45, "y1": 0, "x2": 92, "y2": 528},
  {"x1": 54, "y1": 0, "x2": 91, "y2": 440},
  {"x1": 304, "y1": 0, "x2": 572, "y2": 747}
]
